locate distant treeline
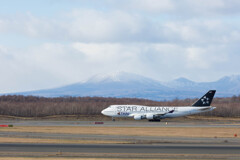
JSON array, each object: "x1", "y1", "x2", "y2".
[{"x1": 0, "y1": 95, "x2": 239, "y2": 117}]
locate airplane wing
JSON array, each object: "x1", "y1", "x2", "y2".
[{"x1": 154, "y1": 109, "x2": 175, "y2": 116}]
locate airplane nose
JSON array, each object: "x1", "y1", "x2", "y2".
[{"x1": 101, "y1": 109, "x2": 106, "y2": 115}]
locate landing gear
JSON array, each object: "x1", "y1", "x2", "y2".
[
  {"x1": 148, "y1": 119, "x2": 161, "y2": 122},
  {"x1": 112, "y1": 117, "x2": 115, "y2": 121}
]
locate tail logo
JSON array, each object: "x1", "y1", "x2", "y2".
[
  {"x1": 192, "y1": 90, "x2": 216, "y2": 107},
  {"x1": 201, "y1": 96, "x2": 209, "y2": 105}
]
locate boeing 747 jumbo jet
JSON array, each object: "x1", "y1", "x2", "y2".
[{"x1": 101, "y1": 90, "x2": 216, "y2": 121}]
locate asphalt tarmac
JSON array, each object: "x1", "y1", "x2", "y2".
[
  {"x1": 1, "y1": 143, "x2": 240, "y2": 154},
  {"x1": 1, "y1": 120, "x2": 240, "y2": 127},
  {"x1": 0, "y1": 120, "x2": 239, "y2": 159}
]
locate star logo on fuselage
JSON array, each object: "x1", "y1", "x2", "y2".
[{"x1": 201, "y1": 96, "x2": 209, "y2": 104}]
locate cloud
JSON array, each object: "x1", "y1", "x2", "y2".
[
  {"x1": 123, "y1": 0, "x2": 240, "y2": 16},
  {"x1": 128, "y1": 0, "x2": 175, "y2": 13},
  {"x1": 0, "y1": 10, "x2": 147, "y2": 42},
  {"x1": 179, "y1": 0, "x2": 240, "y2": 16},
  {"x1": 1, "y1": 41, "x2": 239, "y2": 92},
  {"x1": 0, "y1": 0, "x2": 240, "y2": 92},
  {"x1": 1, "y1": 8, "x2": 239, "y2": 45},
  {"x1": 0, "y1": 2, "x2": 240, "y2": 45}
]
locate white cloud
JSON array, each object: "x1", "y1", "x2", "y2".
[
  {"x1": 179, "y1": 0, "x2": 240, "y2": 16},
  {"x1": 124, "y1": 0, "x2": 240, "y2": 16},
  {"x1": 0, "y1": 5, "x2": 239, "y2": 45},
  {"x1": 0, "y1": 10, "x2": 146, "y2": 42},
  {"x1": 0, "y1": 0, "x2": 240, "y2": 92},
  {"x1": 1, "y1": 41, "x2": 238, "y2": 92},
  {"x1": 186, "y1": 47, "x2": 209, "y2": 69},
  {"x1": 129, "y1": 0, "x2": 175, "y2": 13},
  {"x1": 0, "y1": 45, "x2": 8, "y2": 53}
]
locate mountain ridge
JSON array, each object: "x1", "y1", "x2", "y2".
[{"x1": 2, "y1": 72, "x2": 240, "y2": 101}]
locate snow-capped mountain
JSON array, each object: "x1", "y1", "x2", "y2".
[
  {"x1": 85, "y1": 72, "x2": 161, "y2": 84},
  {"x1": 12, "y1": 72, "x2": 176, "y2": 100},
  {"x1": 4, "y1": 72, "x2": 240, "y2": 101},
  {"x1": 162, "y1": 77, "x2": 197, "y2": 89},
  {"x1": 165, "y1": 75, "x2": 240, "y2": 96}
]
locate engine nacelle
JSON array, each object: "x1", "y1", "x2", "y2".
[
  {"x1": 146, "y1": 114, "x2": 160, "y2": 120},
  {"x1": 146, "y1": 114, "x2": 154, "y2": 120},
  {"x1": 134, "y1": 115, "x2": 144, "y2": 120}
]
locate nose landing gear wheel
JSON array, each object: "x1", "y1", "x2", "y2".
[{"x1": 112, "y1": 117, "x2": 115, "y2": 121}]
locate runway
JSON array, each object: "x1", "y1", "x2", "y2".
[
  {"x1": 0, "y1": 120, "x2": 240, "y2": 159},
  {"x1": 1, "y1": 143, "x2": 240, "y2": 154},
  {"x1": 1, "y1": 119, "x2": 240, "y2": 127}
]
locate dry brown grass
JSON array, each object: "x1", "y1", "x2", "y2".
[
  {"x1": 1, "y1": 126, "x2": 240, "y2": 138},
  {"x1": 187, "y1": 116, "x2": 240, "y2": 121},
  {"x1": 0, "y1": 158, "x2": 169, "y2": 160},
  {"x1": 0, "y1": 157, "x2": 204, "y2": 160},
  {"x1": 0, "y1": 137, "x2": 127, "y2": 144}
]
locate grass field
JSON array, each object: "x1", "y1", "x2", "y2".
[
  {"x1": 1, "y1": 115, "x2": 240, "y2": 121},
  {"x1": 1, "y1": 126, "x2": 240, "y2": 138},
  {"x1": 0, "y1": 153, "x2": 239, "y2": 160},
  {"x1": 0, "y1": 156, "x2": 224, "y2": 160},
  {"x1": 0, "y1": 137, "x2": 128, "y2": 144},
  {"x1": 0, "y1": 158, "x2": 124, "y2": 160},
  {"x1": 0, "y1": 157, "x2": 233, "y2": 160}
]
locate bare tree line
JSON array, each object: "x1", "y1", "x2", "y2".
[{"x1": 0, "y1": 95, "x2": 239, "y2": 117}]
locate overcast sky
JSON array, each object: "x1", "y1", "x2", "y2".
[{"x1": 0, "y1": 0, "x2": 240, "y2": 93}]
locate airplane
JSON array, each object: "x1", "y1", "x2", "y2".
[{"x1": 101, "y1": 90, "x2": 216, "y2": 121}]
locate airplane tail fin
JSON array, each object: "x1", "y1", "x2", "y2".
[{"x1": 192, "y1": 90, "x2": 216, "y2": 107}]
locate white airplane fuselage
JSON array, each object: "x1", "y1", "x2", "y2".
[
  {"x1": 101, "y1": 90, "x2": 216, "y2": 121},
  {"x1": 101, "y1": 105, "x2": 216, "y2": 120}
]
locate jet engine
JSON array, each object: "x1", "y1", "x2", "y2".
[
  {"x1": 146, "y1": 114, "x2": 155, "y2": 120},
  {"x1": 146, "y1": 114, "x2": 160, "y2": 120},
  {"x1": 134, "y1": 115, "x2": 144, "y2": 120}
]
